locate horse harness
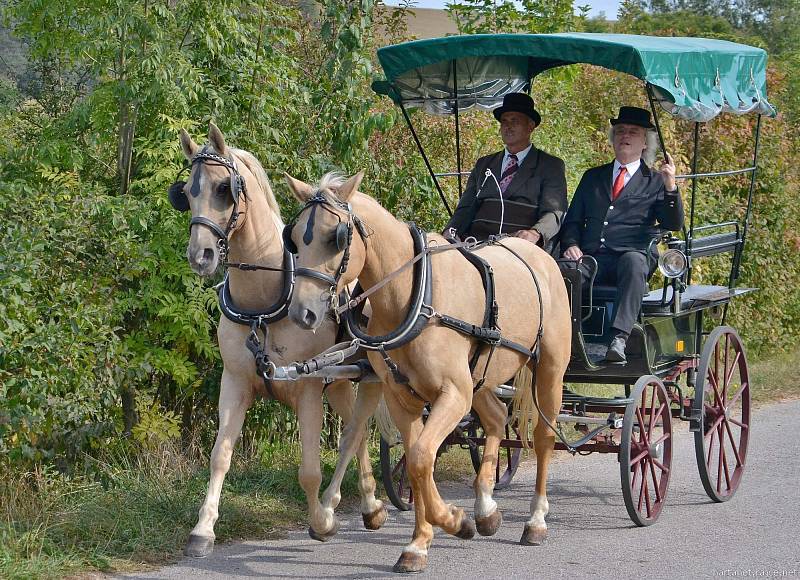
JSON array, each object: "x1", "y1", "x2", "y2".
[
  {"x1": 284, "y1": 193, "x2": 545, "y2": 401},
  {"x1": 167, "y1": 148, "x2": 297, "y2": 398}
]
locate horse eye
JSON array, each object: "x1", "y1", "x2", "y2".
[{"x1": 216, "y1": 182, "x2": 230, "y2": 197}]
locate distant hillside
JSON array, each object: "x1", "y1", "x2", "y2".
[{"x1": 388, "y1": 6, "x2": 459, "y2": 40}]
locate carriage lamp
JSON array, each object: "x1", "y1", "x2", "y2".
[{"x1": 658, "y1": 248, "x2": 688, "y2": 279}]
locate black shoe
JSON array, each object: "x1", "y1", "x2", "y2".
[{"x1": 605, "y1": 336, "x2": 627, "y2": 363}]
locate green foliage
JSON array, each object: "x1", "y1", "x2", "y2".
[{"x1": 447, "y1": 0, "x2": 583, "y2": 34}]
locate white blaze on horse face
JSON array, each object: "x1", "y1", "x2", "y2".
[{"x1": 187, "y1": 170, "x2": 222, "y2": 277}]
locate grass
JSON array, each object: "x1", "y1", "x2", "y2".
[
  {"x1": 0, "y1": 440, "x2": 333, "y2": 580},
  {"x1": 2, "y1": 349, "x2": 798, "y2": 579}
]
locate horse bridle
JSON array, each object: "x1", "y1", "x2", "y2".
[
  {"x1": 283, "y1": 192, "x2": 368, "y2": 313},
  {"x1": 168, "y1": 147, "x2": 247, "y2": 260}
]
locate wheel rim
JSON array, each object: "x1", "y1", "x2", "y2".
[
  {"x1": 380, "y1": 438, "x2": 413, "y2": 511},
  {"x1": 620, "y1": 375, "x2": 673, "y2": 526},
  {"x1": 694, "y1": 326, "x2": 750, "y2": 502}
]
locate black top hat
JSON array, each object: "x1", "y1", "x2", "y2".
[
  {"x1": 493, "y1": 93, "x2": 541, "y2": 126},
  {"x1": 610, "y1": 106, "x2": 654, "y2": 129}
]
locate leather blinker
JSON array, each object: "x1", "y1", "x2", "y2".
[{"x1": 168, "y1": 181, "x2": 190, "y2": 212}]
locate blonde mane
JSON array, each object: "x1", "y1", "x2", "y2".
[
  {"x1": 315, "y1": 171, "x2": 347, "y2": 196},
  {"x1": 230, "y1": 147, "x2": 284, "y2": 229}
]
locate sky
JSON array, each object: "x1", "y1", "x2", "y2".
[{"x1": 384, "y1": 0, "x2": 623, "y2": 19}]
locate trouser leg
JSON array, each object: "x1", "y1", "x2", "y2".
[{"x1": 611, "y1": 251, "x2": 648, "y2": 335}]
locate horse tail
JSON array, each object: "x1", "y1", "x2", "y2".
[
  {"x1": 373, "y1": 394, "x2": 400, "y2": 446},
  {"x1": 510, "y1": 363, "x2": 537, "y2": 450}
]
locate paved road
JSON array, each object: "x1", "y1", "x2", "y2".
[{"x1": 124, "y1": 400, "x2": 800, "y2": 579}]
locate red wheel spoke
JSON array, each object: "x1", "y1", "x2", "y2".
[
  {"x1": 722, "y1": 444, "x2": 732, "y2": 491},
  {"x1": 643, "y1": 470, "x2": 652, "y2": 517},
  {"x1": 722, "y1": 336, "x2": 730, "y2": 400},
  {"x1": 704, "y1": 414, "x2": 725, "y2": 441},
  {"x1": 729, "y1": 416, "x2": 748, "y2": 429},
  {"x1": 707, "y1": 371, "x2": 723, "y2": 408},
  {"x1": 727, "y1": 382, "x2": 748, "y2": 408},
  {"x1": 631, "y1": 449, "x2": 649, "y2": 465},
  {"x1": 635, "y1": 407, "x2": 651, "y2": 447},
  {"x1": 706, "y1": 427, "x2": 718, "y2": 468},
  {"x1": 723, "y1": 419, "x2": 744, "y2": 467},
  {"x1": 647, "y1": 457, "x2": 662, "y2": 502},
  {"x1": 716, "y1": 424, "x2": 725, "y2": 492},
  {"x1": 631, "y1": 459, "x2": 642, "y2": 492},
  {"x1": 637, "y1": 461, "x2": 646, "y2": 511},
  {"x1": 652, "y1": 457, "x2": 670, "y2": 473},
  {"x1": 723, "y1": 351, "x2": 741, "y2": 400},
  {"x1": 649, "y1": 402, "x2": 667, "y2": 439}
]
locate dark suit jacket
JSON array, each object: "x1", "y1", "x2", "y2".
[
  {"x1": 561, "y1": 160, "x2": 684, "y2": 255},
  {"x1": 444, "y1": 147, "x2": 567, "y2": 245}
]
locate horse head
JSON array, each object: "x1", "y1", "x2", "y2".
[
  {"x1": 171, "y1": 123, "x2": 251, "y2": 277},
  {"x1": 284, "y1": 171, "x2": 367, "y2": 330}
]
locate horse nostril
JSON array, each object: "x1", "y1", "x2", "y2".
[
  {"x1": 201, "y1": 247, "x2": 214, "y2": 265},
  {"x1": 301, "y1": 308, "x2": 318, "y2": 328}
]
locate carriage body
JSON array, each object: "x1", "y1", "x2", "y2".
[{"x1": 371, "y1": 32, "x2": 774, "y2": 523}]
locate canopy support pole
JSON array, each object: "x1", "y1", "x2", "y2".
[
  {"x1": 399, "y1": 101, "x2": 453, "y2": 216},
  {"x1": 646, "y1": 84, "x2": 668, "y2": 158},
  {"x1": 686, "y1": 122, "x2": 701, "y2": 286},
  {"x1": 729, "y1": 114, "x2": 762, "y2": 290},
  {"x1": 453, "y1": 59, "x2": 464, "y2": 197},
  {"x1": 647, "y1": 83, "x2": 690, "y2": 254}
]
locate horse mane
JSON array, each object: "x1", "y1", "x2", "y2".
[
  {"x1": 230, "y1": 147, "x2": 284, "y2": 229},
  {"x1": 315, "y1": 171, "x2": 347, "y2": 195}
]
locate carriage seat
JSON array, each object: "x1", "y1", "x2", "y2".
[{"x1": 588, "y1": 284, "x2": 735, "y2": 314}]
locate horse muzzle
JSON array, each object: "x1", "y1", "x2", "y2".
[{"x1": 187, "y1": 244, "x2": 220, "y2": 277}]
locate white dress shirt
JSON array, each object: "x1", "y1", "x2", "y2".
[{"x1": 612, "y1": 158, "x2": 641, "y2": 188}]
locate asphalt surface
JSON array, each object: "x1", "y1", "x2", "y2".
[{"x1": 122, "y1": 399, "x2": 800, "y2": 580}]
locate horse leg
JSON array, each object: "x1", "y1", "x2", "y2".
[
  {"x1": 321, "y1": 380, "x2": 387, "y2": 531},
  {"x1": 409, "y1": 384, "x2": 476, "y2": 540},
  {"x1": 186, "y1": 371, "x2": 253, "y2": 557},
  {"x1": 383, "y1": 387, "x2": 430, "y2": 574},
  {"x1": 294, "y1": 380, "x2": 337, "y2": 541},
  {"x1": 470, "y1": 388, "x2": 507, "y2": 536},
  {"x1": 521, "y1": 358, "x2": 563, "y2": 546}
]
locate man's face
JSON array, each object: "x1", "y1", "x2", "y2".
[
  {"x1": 499, "y1": 111, "x2": 535, "y2": 151},
  {"x1": 612, "y1": 123, "x2": 647, "y2": 163}
]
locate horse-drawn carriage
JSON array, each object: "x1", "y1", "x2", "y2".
[
  {"x1": 169, "y1": 31, "x2": 774, "y2": 574},
  {"x1": 366, "y1": 33, "x2": 774, "y2": 526}
]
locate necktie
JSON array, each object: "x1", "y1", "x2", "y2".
[
  {"x1": 611, "y1": 166, "x2": 627, "y2": 200},
  {"x1": 499, "y1": 154, "x2": 518, "y2": 195}
]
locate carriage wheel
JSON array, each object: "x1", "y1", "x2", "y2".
[
  {"x1": 379, "y1": 436, "x2": 413, "y2": 511},
  {"x1": 620, "y1": 375, "x2": 673, "y2": 527},
  {"x1": 468, "y1": 421, "x2": 522, "y2": 491},
  {"x1": 693, "y1": 326, "x2": 751, "y2": 502}
]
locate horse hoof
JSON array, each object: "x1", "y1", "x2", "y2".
[
  {"x1": 363, "y1": 504, "x2": 389, "y2": 530},
  {"x1": 308, "y1": 520, "x2": 339, "y2": 542},
  {"x1": 476, "y1": 509, "x2": 503, "y2": 537},
  {"x1": 519, "y1": 523, "x2": 548, "y2": 546},
  {"x1": 454, "y1": 514, "x2": 476, "y2": 540},
  {"x1": 393, "y1": 551, "x2": 427, "y2": 573},
  {"x1": 184, "y1": 534, "x2": 215, "y2": 557}
]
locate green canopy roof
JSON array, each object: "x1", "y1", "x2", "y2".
[{"x1": 372, "y1": 33, "x2": 776, "y2": 122}]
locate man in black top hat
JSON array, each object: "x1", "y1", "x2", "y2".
[
  {"x1": 444, "y1": 92, "x2": 567, "y2": 248},
  {"x1": 561, "y1": 106, "x2": 684, "y2": 363}
]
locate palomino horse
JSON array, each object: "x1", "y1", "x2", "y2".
[
  {"x1": 284, "y1": 172, "x2": 571, "y2": 573},
  {"x1": 170, "y1": 125, "x2": 386, "y2": 557}
]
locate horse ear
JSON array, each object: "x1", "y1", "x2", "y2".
[
  {"x1": 208, "y1": 122, "x2": 227, "y2": 156},
  {"x1": 284, "y1": 173, "x2": 314, "y2": 202},
  {"x1": 180, "y1": 129, "x2": 198, "y2": 161},
  {"x1": 336, "y1": 171, "x2": 364, "y2": 202}
]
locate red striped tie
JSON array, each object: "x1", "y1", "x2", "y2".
[{"x1": 499, "y1": 154, "x2": 518, "y2": 194}]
